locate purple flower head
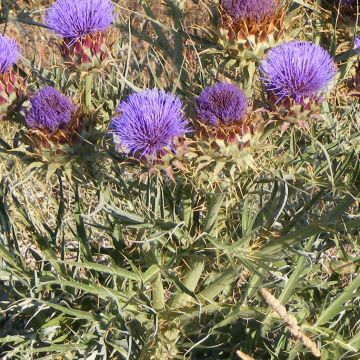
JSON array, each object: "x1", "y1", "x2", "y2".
[
  {"x1": 46, "y1": 0, "x2": 115, "y2": 40},
  {"x1": 25, "y1": 87, "x2": 76, "y2": 132},
  {"x1": 260, "y1": 41, "x2": 336, "y2": 102},
  {"x1": 0, "y1": 35, "x2": 20, "y2": 73},
  {"x1": 355, "y1": 36, "x2": 360, "y2": 50},
  {"x1": 337, "y1": 0, "x2": 356, "y2": 6},
  {"x1": 196, "y1": 82, "x2": 247, "y2": 126},
  {"x1": 221, "y1": 0, "x2": 280, "y2": 22},
  {"x1": 111, "y1": 89, "x2": 188, "y2": 158}
]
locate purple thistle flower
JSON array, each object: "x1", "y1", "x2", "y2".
[
  {"x1": 111, "y1": 89, "x2": 188, "y2": 158},
  {"x1": 260, "y1": 41, "x2": 336, "y2": 102},
  {"x1": 196, "y1": 82, "x2": 247, "y2": 126},
  {"x1": 337, "y1": 0, "x2": 357, "y2": 6},
  {"x1": 0, "y1": 35, "x2": 20, "y2": 73},
  {"x1": 355, "y1": 36, "x2": 360, "y2": 50},
  {"x1": 25, "y1": 87, "x2": 76, "y2": 132},
  {"x1": 46, "y1": 0, "x2": 115, "y2": 40},
  {"x1": 221, "y1": 0, "x2": 280, "y2": 22}
]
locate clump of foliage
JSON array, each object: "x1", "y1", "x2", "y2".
[{"x1": 0, "y1": 0, "x2": 360, "y2": 359}]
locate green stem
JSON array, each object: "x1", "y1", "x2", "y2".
[
  {"x1": 153, "y1": 272, "x2": 165, "y2": 311},
  {"x1": 84, "y1": 73, "x2": 93, "y2": 113}
]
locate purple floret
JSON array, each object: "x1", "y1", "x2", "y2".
[
  {"x1": 0, "y1": 35, "x2": 20, "y2": 73},
  {"x1": 260, "y1": 41, "x2": 336, "y2": 102},
  {"x1": 221, "y1": 0, "x2": 280, "y2": 22},
  {"x1": 355, "y1": 36, "x2": 360, "y2": 50},
  {"x1": 111, "y1": 89, "x2": 188, "y2": 158},
  {"x1": 25, "y1": 87, "x2": 76, "y2": 132},
  {"x1": 337, "y1": 0, "x2": 357, "y2": 5},
  {"x1": 196, "y1": 82, "x2": 247, "y2": 126},
  {"x1": 46, "y1": 0, "x2": 115, "y2": 40}
]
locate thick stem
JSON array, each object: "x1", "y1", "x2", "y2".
[{"x1": 84, "y1": 72, "x2": 93, "y2": 113}]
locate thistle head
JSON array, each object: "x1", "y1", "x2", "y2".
[
  {"x1": 45, "y1": 0, "x2": 115, "y2": 41},
  {"x1": 221, "y1": 0, "x2": 280, "y2": 22},
  {"x1": 0, "y1": 35, "x2": 20, "y2": 74},
  {"x1": 111, "y1": 89, "x2": 188, "y2": 158},
  {"x1": 260, "y1": 41, "x2": 336, "y2": 102},
  {"x1": 337, "y1": 0, "x2": 357, "y2": 6},
  {"x1": 355, "y1": 36, "x2": 360, "y2": 50},
  {"x1": 196, "y1": 82, "x2": 247, "y2": 127},
  {"x1": 25, "y1": 87, "x2": 76, "y2": 132}
]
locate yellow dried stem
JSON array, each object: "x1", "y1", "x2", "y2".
[
  {"x1": 236, "y1": 350, "x2": 255, "y2": 360},
  {"x1": 260, "y1": 288, "x2": 321, "y2": 358}
]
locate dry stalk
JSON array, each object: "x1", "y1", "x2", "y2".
[
  {"x1": 236, "y1": 350, "x2": 255, "y2": 360},
  {"x1": 260, "y1": 288, "x2": 321, "y2": 358}
]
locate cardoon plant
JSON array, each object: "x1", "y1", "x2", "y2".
[
  {"x1": 111, "y1": 89, "x2": 188, "y2": 159},
  {"x1": 260, "y1": 41, "x2": 336, "y2": 132},
  {"x1": 46, "y1": 0, "x2": 115, "y2": 70},
  {"x1": 0, "y1": 35, "x2": 23, "y2": 116}
]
